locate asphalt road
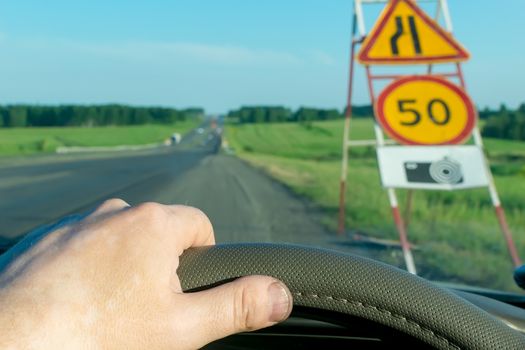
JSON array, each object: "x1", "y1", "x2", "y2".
[{"x1": 0, "y1": 123, "x2": 367, "y2": 256}]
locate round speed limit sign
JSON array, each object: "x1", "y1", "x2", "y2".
[{"x1": 375, "y1": 75, "x2": 476, "y2": 145}]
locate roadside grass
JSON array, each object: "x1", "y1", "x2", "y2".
[
  {"x1": 0, "y1": 120, "x2": 199, "y2": 156},
  {"x1": 226, "y1": 119, "x2": 525, "y2": 292}
]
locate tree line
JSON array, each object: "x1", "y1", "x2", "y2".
[
  {"x1": 481, "y1": 103, "x2": 525, "y2": 141},
  {"x1": 0, "y1": 105, "x2": 204, "y2": 127},
  {"x1": 227, "y1": 105, "x2": 373, "y2": 124},
  {"x1": 228, "y1": 104, "x2": 525, "y2": 142},
  {"x1": 3, "y1": 102, "x2": 523, "y2": 141}
]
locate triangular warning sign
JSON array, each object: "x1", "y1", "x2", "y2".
[{"x1": 358, "y1": 0, "x2": 469, "y2": 65}]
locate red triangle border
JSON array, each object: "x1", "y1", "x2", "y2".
[{"x1": 358, "y1": 0, "x2": 470, "y2": 64}]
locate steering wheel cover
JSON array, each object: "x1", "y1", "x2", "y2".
[{"x1": 178, "y1": 243, "x2": 525, "y2": 349}]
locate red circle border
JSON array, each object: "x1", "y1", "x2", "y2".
[{"x1": 374, "y1": 75, "x2": 477, "y2": 145}]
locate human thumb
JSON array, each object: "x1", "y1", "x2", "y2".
[{"x1": 179, "y1": 275, "x2": 293, "y2": 348}]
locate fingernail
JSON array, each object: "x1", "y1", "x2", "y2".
[{"x1": 268, "y1": 281, "x2": 292, "y2": 322}]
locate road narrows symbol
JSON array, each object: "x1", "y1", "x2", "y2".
[
  {"x1": 358, "y1": 0, "x2": 469, "y2": 64},
  {"x1": 407, "y1": 16, "x2": 422, "y2": 55},
  {"x1": 390, "y1": 17, "x2": 404, "y2": 55},
  {"x1": 390, "y1": 16, "x2": 422, "y2": 56}
]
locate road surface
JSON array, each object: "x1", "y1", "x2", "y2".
[{"x1": 0, "y1": 123, "x2": 368, "y2": 257}]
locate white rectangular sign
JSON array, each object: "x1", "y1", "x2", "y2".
[{"x1": 377, "y1": 146, "x2": 490, "y2": 190}]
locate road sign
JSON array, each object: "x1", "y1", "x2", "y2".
[
  {"x1": 339, "y1": 0, "x2": 522, "y2": 271},
  {"x1": 357, "y1": 0, "x2": 469, "y2": 65},
  {"x1": 375, "y1": 75, "x2": 476, "y2": 145},
  {"x1": 377, "y1": 145, "x2": 489, "y2": 190}
]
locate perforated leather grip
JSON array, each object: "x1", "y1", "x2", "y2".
[{"x1": 178, "y1": 243, "x2": 525, "y2": 350}]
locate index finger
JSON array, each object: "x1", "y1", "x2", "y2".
[
  {"x1": 128, "y1": 203, "x2": 216, "y2": 255},
  {"x1": 165, "y1": 204, "x2": 216, "y2": 252}
]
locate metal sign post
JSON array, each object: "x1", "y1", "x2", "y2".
[
  {"x1": 338, "y1": 0, "x2": 521, "y2": 275},
  {"x1": 338, "y1": 13, "x2": 362, "y2": 236},
  {"x1": 366, "y1": 64, "x2": 418, "y2": 275}
]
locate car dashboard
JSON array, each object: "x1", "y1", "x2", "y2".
[{"x1": 205, "y1": 289, "x2": 525, "y2": 349}]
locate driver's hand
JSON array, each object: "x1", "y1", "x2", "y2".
[{"x1": 0, "y1": 199, "x2": 293, "y2": 349}]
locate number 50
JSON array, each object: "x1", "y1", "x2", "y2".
[{"x1": 397, "y1": 99, "x2": 451, "y2": 126}]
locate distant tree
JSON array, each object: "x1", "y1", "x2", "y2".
[
  {"x1": 347, "y1": 105, "x2": 373, "y2": 118},
  {"x1": 294, "y1": 107, "x2": 318, "y2": 122},
  {"x1": 84, "y1": 106, "x2": 98, "y2": 126},
  {"x1": 7, "y1": 106, "x2": 27, "y2": 127},
  {"x1": 102, "y1": 105, "x2": 120, "y2": 125},
  {"x1": 0, "y1": 107, "x2": 5, "y2": 127},
  {"x1": 183, "y1": 108, "x2": 204, "y2": 119},
  {"x1": 227, "y1": 110, "x2": 240, "y2": 122},
  {"x1": 228, "y1": 106, "x2": 344, "y2": 124},
  {"x1": 482, "y1": 103, "x2": 525, "y2": 141},
  {"x1": 478, "y1": 106, "x2": 493, "y2": 120},
  {"x1": 43, "y1": 106, "x2": 60, "y2": 126},
  {"x1": 0, "y1": 104, "x2": 203, "y2": 128},
  {"x1": 252, "y1": 108, "x2": 265, "y2": 123},
  {"x1": 59, "y1": 105, "x2": 74, "y2": 126},
  {"x1": 483, "y1": 115, "x2": 506, "y2": 139},
  {"x1": 239, "y1": 107, "x2": 253, "y2": 123},
  {"x1": 319, "y1": 109, "x2": 341, "y2": 120},
  {"x1": 509, "y1": 113, "x2": 525, "y2": 140},
  {"x1": 267, "y1": 107, "x2": 291, "y2": 122},
  {"x1": 119, "y1": 106, "x2": 132, "y2": 125}
]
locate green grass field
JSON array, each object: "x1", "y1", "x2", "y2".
[
  {"x1": 226, "y1": 119, "x2": 525, "y2": 292},
  {"x1": 0, "y1": 120, "x2": 199, "y2": 156}
]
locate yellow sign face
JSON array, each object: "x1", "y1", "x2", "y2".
[
  {"x1": 375, "y1": 76, "x2": 476, "y2": 145},
  {"x1": 358, "y1": 0, "x2": 469, "y2": 64}
]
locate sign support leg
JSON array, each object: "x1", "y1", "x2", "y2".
[
  {"x1": 338, "y1": 13, "x2": 359, "y2": 236},
  {"x1": 471, "y1": 128, "x2": 521, "y2": 267},
  {"x1": 388, "y1": 188, "x2": 417, "y2": 274},
  {"x1": 367, "y1": 66, "x2": 418, "y2": 275},
  {"x1": 403, "y1": 190, "x2": 414, "y2": 228},
  {"x1": 494, "y1": 205, "x2": 521, "y2": 267},
  {"x1": 338, "y1": 117, "x2": 350, "y2": 236},
  {"x1": 459, "y1": 57, "x2": 523, "y2": 267}
]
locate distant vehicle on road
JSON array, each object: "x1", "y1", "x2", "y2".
[{"x1": 170, "y1": 132, "x2": 181, "y2": 145}]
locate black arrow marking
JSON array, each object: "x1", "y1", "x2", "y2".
[
  {"x1": 408, "y1": 16, "x2": 422, "y2": 54},
  {"x1": 390, "y1": 16, "x2": 404, "y2": 56}
]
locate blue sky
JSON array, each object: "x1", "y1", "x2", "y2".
[{"x1": 0, "y1": 1, "x2": 523, "y2": 113}]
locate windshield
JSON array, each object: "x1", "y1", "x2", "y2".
[{"x1": 0, "y1": 0, "x2": 524, "y2": 295}]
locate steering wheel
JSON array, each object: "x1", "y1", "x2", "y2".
[{"x1": 178, "y1": 243, "x2": 525, "y2": 349}]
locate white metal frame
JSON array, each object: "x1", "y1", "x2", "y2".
[
  {"x1": 355, "y1": 0, "x2": 452, "y2": 37},
  {"x1": 339, "y1": 0, "x2": 521, "y2": 275}
]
